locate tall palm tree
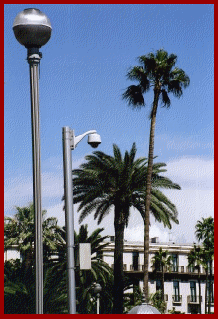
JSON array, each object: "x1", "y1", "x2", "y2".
[
  {"x1": 188, "y1": 244, "x2": 204, "y2": 314},
  {"x1": 195, "y1": 217, "x2": 214, "y2": 314},
  {"x1": 123, "y1": 49, "x2": 190, "y2": 301},
  {"x1": 72, "y1": 143, "x2": 180, "y2": 313},
  {"x1": 151, "y1": 247, "x2": 172, "y2": 306}
]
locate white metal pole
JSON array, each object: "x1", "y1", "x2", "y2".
[
  {"x1": 62, "y1": 126, "x2": 76, "y2": 314},
  {"x1": 27, "y1": 47, "x2": 43, "y2": 314}
]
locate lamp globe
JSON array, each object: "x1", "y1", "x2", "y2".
[{"x1": 13, "y1": 8, "x2": 52, "y2": 48}]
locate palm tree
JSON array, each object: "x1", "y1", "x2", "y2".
[
  {"x1": 72, "y1": 143, "x2": 180, "y2": 313},
  {"x1": 123, "y1": 49, "x2": 190, "y2": 301},
  {"x1": 188, "y1": 244, "x2": 204, "y2": 314},
  {"x1": 151, "y1": 247, "x2": 172, "y2": 306},
  {"x1": 4, "y1": 208, "x2": 113, "y2": 314},
  {"x1": 4, "y1": 259, "x2": 36, "y2": 313},
  {"x1": 4, "y1": 204, "x2": 63, "y2": 268},
  {"x1": 4, "y1": 258, "x2": 68, "y2": 314},
  {"x1": 195, "y1": 217, "x2": 214, "y2": 314},
  {"x1": 149, "y1": 290, "x2": 167, "y2": 314}
]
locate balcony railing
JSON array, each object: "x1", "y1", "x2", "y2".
[
  {"x1": 186, "y1": 266, "x2": 200, "y2": 274},
  {"x1": 121, "y1": 264, "x2": 214, "y2": 274},
  {"x1": 169, "y1": 266, "x2": 185, "y2": 273},
  {"x1": 206, "y1": 296, "x2": 214, "y2": 305},
  {"x1": 152, "y1": 265, "x2": 185, "y2": 273},
  {"x1": 187, "y1": 266, "x2": 214, "y2": 275},
  {"x1": 172, "y1": 295, "x2": 182, "y2": 303},
  {"x1": 151, "y1": 265, "x2": 214, "y2": 275},
  {"x1": 129, "y1": 264, "x2": 144, "y2": 271},
  {"x1": 187, "y1": 295, "x2": 202, "y2": 304}
]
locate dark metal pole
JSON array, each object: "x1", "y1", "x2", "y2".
[
  {"x1": 27, "y1": 47, "x2": 43, "y2": 314},
  {"x1": 62, "y1": 126, "x2": 76, "y2": 314}
]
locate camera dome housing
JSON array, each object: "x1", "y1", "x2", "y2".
[
  {"x1": 13, "y1": 8, "x2": 52, "y2": 48},
  {"x1": 88, "y1": 133, "x2": 101, "y2": 148}
]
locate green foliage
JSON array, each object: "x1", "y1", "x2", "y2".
[
  {"x1": 72, "y1": 143, "x2": 181, "y2": 312},
  {"x1": 74, "y1": 225, "x2": 114, "y2": 314},
  {"x1": 194, "y1": 217, "x2": 214, "y2": 314},
  {"x1": 4, "y1": 204, "x2": 64, "y2": 267},
  {"x1": 151, "y1": 247, "x2": 172, "y2": 272},
  {"x1": 73, "y1": 143, "x2": 180, "y2": 229},
  {"x1": 4, "y1": 204, "x2": 114, "y2": 314},
  {"x1": 195, "y1": 217, "x2": 214, "y2": 255},
  {"x1": 122, "y1": 48, "x2": 190, "y2": 112},
  {"x1": 123, "y1": 285, "x2": 144, "y2": 313},
  {"x1": 149, "y1": 290, "x2": 167, "y2": 314},
  {"x1": 168, "y1": 307, "x2": 185, "y2": 314},
  {"x1": 4, "y1": 259, "x2": 35, "y2": 314}
]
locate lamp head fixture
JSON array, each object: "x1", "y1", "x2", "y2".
[
  {"x1": 93, "y1": 283, "x2": 102, "y2": 294},
  {"x1": 13, "y1": 8, "x2": 52, "y2": 48}
]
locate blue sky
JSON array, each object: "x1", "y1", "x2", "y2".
[{"x1": 4, "y1": 4, "x2": 214, "y2": 243}]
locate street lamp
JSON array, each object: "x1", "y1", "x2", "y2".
[
  {"x1": 62, "y1": 127, "x2": 101, "y2": 314},
  {"x1": 13, "y1": 8, "x2": 52, "y2": 314},
  {"x1": 93, "y1": 283, "x2": 102, "y2": 314}
]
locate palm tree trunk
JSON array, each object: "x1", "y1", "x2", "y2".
[
  {"x1": 113, "y1": 205, "x2": 125, "y2": 314},
  {"x1": 161, "y1": 267, "x2": 165, "y2": 304},
  {"x1": 205, "y1": 268, "x2": 208, "y2": 314},
  {"x1": 143, "y1": 87, "x2": 160, "y2": 303},
  {"x1": 208, "y1": 260, "x2": 213, "y2": 314},
  {"x1": 198, "y1": 268, "x2": 201, "y2": 314},
  {"x1": 23, "y1": 246, "x2": 34, "y2": 270}
]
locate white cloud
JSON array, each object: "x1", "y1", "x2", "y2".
[
  {"x1": 4, "y1": 172, "x2": 63, "y2": 213},
  {"x1": 124, "y1": 157, "x2": 214, "y2": 244},
  {"x1": 5, "y1": 155, "x2": 214, "y2": 245},
  {"x1": 163, "y1": 156, "x2": 214, "y2": 189},
  {"x1": 4, "y1": 157, "x2": 85, "y2": 214},
  {"x1": 45, "y1": 202, "x2": 65, "y2": 226},
  {"x1": 156, "y1": 133, "x2": 214, "y2": 153},
  {"x1": 4, "y1": 175, "x2": 33, "y2": 212},
  {"x1": 124, "y1": 224, "x2": 172, "y2": 243}
]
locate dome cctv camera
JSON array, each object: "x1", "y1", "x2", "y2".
[{"x1": 88, "y1": 133, "x2": 101, "y2": 148}]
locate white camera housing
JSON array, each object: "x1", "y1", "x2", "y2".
[{"x1": 88, "y1": 133, "x2": 101, "y2": 148}]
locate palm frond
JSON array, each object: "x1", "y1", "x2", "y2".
[
  {"x1": 122, "y1": 85, "x2": 145, "y2": 107},
  {"x1": 161, "y1": 89, "x2": 171, "y2": 108}
]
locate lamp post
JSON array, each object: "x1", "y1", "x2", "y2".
[
  {"x1": 13, "y1": 8, "x2": 52, "y2": 314},
  {"x1": 93, "y1": 283, "x2": 102, "y2": 314},
  {"x1": 62, "y1": 127, "x2": 101, "y2": 314}
]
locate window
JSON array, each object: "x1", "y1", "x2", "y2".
[
  {"x1": 206, "y1": 281, "x2": 214, "y2": 303},
  {"x1": 173, "y1": 281, "x2": 180, "y2": 302},
  {"x1": 132, "y1": 251, "x2": 139, "y2": 271},
  {"x1": 190, "y1": 281, "x2": 197, "y2": 302},
  {"x1": 172, "y1": 254, "x2": 178, "y2": 272},
  {"x1": 156, "y1": 279, "x2": 162, "y2": 292}
]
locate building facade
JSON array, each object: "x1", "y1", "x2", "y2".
[
  {"x1": 4, "y1": 237, "x2": 214, "y2": 314},
  {"x1": 102, "y1": 237, "x2": 214, "y2": 314}
]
